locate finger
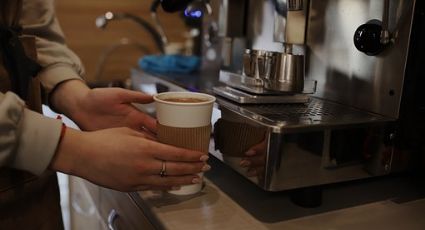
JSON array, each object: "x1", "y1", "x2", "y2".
[
  {"x1": 120, "y1": 127, "x2": 153, "y2": 140},
  {"x1": 139, "y1": 129, "x2": 157, "y2": 141},
  {"x1": 149, "y1": 141, "x2": 208, "y2": 162},
  {"x1": 245, "y1": 139, "x2": 267, "y2": 156},
  {"x1": 240, "y1": 159, "x2": 251, "y2": 168},
  {"x1": 245, "y1": 149, "x2": 257, "y2": 156},
  {"x1": 143, "y1": 174, "x2": 201, "y2": 187},
  {"x1": 247, "y1": 168, "x2": 258, "y2": 177},
  {"x1": 143, "y1": 159, "x2": 208, "y2": 175},
  {"x1": 133, "y1": 111, "x2": 157, "y2": 133},
  {"x1": 119, "y1": 89, "x2": 154, "y2": 104},
  {"x1": 162, "y1": 161, "x2": 209, "y2": 176},
  {"x1": 140, "y1": 126, "x2": 157, "y2": 139},
  {"x1": 242, "y1": 155, "x2": 264, "y2": 167}
]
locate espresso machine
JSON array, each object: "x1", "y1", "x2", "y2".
[{"x1": 206, "y1": 0, "x2": 424, "y2": 196}]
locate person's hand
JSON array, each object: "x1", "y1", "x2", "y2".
[
  {"x1": 240, "y1": 139, "x2": 267, "y2": 178},
  {"x1": 50, "y1": 79, "x2": 156, "y2": 132},
  {"x1": 50, "y1": 127, "x2": 210, "y2": 191}
]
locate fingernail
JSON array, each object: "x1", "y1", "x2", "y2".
[
  {"x1": 240, "y1": 160, "x2": 251, "y2": 167},
  {"x1": 192, "y1": 177, "x2": 201, "y2": 184},
  {"x1": 171, "y1": 186, "x2": 181, "y2": 191},
  {"x1": 245, "y1": 150, "x2": 256, "y2": 156},
  {"x1": 201, "y1": 164, "x2": 211, "y2": 172},
  {"x1": 200, "y1": 155, "x2": 209, "y2": 162}
]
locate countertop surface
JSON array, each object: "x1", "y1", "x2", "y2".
[{"x1": 132, "y1": 157, "x2": 425, "y2": 230}]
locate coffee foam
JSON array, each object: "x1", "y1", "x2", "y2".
[{"x1": 154, "y1": 92, "x2": 215, "y2": 128}]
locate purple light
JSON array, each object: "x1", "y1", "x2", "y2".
[{"x1": 184, "y1": 9, "x2": 203, "y2": 18}]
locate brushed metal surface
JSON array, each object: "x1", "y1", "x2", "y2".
[
  {"x1": 306, "y1": 0, "x2": 415, "y2": 118},
  {"x1": 220, "y1": 0, "x2": 415, "y2": 118}
]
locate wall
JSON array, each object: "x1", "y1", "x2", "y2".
[{"x1": 55, "y1": 0, "x2": 187, "y2": 83}]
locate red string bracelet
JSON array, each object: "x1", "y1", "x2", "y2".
[{"x1": 56, "y1": 115, "x2": 67, "y2": 143}]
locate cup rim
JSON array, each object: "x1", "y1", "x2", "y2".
[{"x1": 153, "y1": 92, "x2": 216, "y2": 105}]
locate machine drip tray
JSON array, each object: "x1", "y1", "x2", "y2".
[
  {"x1": 213, "y1": 86, "x2": 310, "y2": 104},
  {"x1": 215, "y1": 96, "x2": 394, "y2": 131}
]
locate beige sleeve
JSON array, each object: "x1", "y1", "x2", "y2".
[
  {"x1": 20, "y1": 0, "x2": 85, "y2": 93},
  {"x1": 0, "y1": 0, "x2": 84, "y2": 174},
  {"x1": 0, "y1": 92, "x2": 62, "y2": 175}
]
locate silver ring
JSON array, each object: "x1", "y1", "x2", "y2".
[{"x1": 159, "y1": 160, "x2": 167, "y2": 177}]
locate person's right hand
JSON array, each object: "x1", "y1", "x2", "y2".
[{"x1": 50, "y1": 127, "x2": 210, "y2": 192}]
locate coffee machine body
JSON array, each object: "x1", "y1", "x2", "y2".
[{"x1": 210, "y1": 0, "x2": 420, "y2": 191}]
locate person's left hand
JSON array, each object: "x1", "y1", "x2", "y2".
[
  {"x1": 50, "y1": 79, "x2": 156, "y2": 133},
  {"x1": 240, "y1": 139, "x2": 267, "y2": 178}
]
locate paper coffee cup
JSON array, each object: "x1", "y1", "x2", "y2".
[{"x1": 154, "y1": 92, "x2": 215, "y2": 195}]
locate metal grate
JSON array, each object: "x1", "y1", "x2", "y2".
[{"x1": 235, "y1": 98, "x2": 392, "y2": 127}]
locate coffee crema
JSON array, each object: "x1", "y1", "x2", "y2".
[{"x1": 163, "y1": 97, "x2": 208, "y2": 103}]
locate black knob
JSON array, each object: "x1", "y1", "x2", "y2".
[{"x1": 353, "y1": 21, "x2": 385, "y2": 56}]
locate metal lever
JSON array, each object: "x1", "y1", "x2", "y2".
[{"x1": 107, "y1": 209, "x2": 119, "y2": 230}]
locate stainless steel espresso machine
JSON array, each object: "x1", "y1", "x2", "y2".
[{"x1": 206, "y1": 0, "x2": 423, "y2": 198}]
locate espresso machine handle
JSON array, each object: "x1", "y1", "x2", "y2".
[{"x1": 353, "y1": 21, "x2": 386, "y2": 56}]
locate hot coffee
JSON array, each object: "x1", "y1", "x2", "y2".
[
  {"x1": 163, "y1": 97, "x2": 208, "y2": 103},
  {"x1": 154, "y1": 92, "x2": 216, "y2": 195}
]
